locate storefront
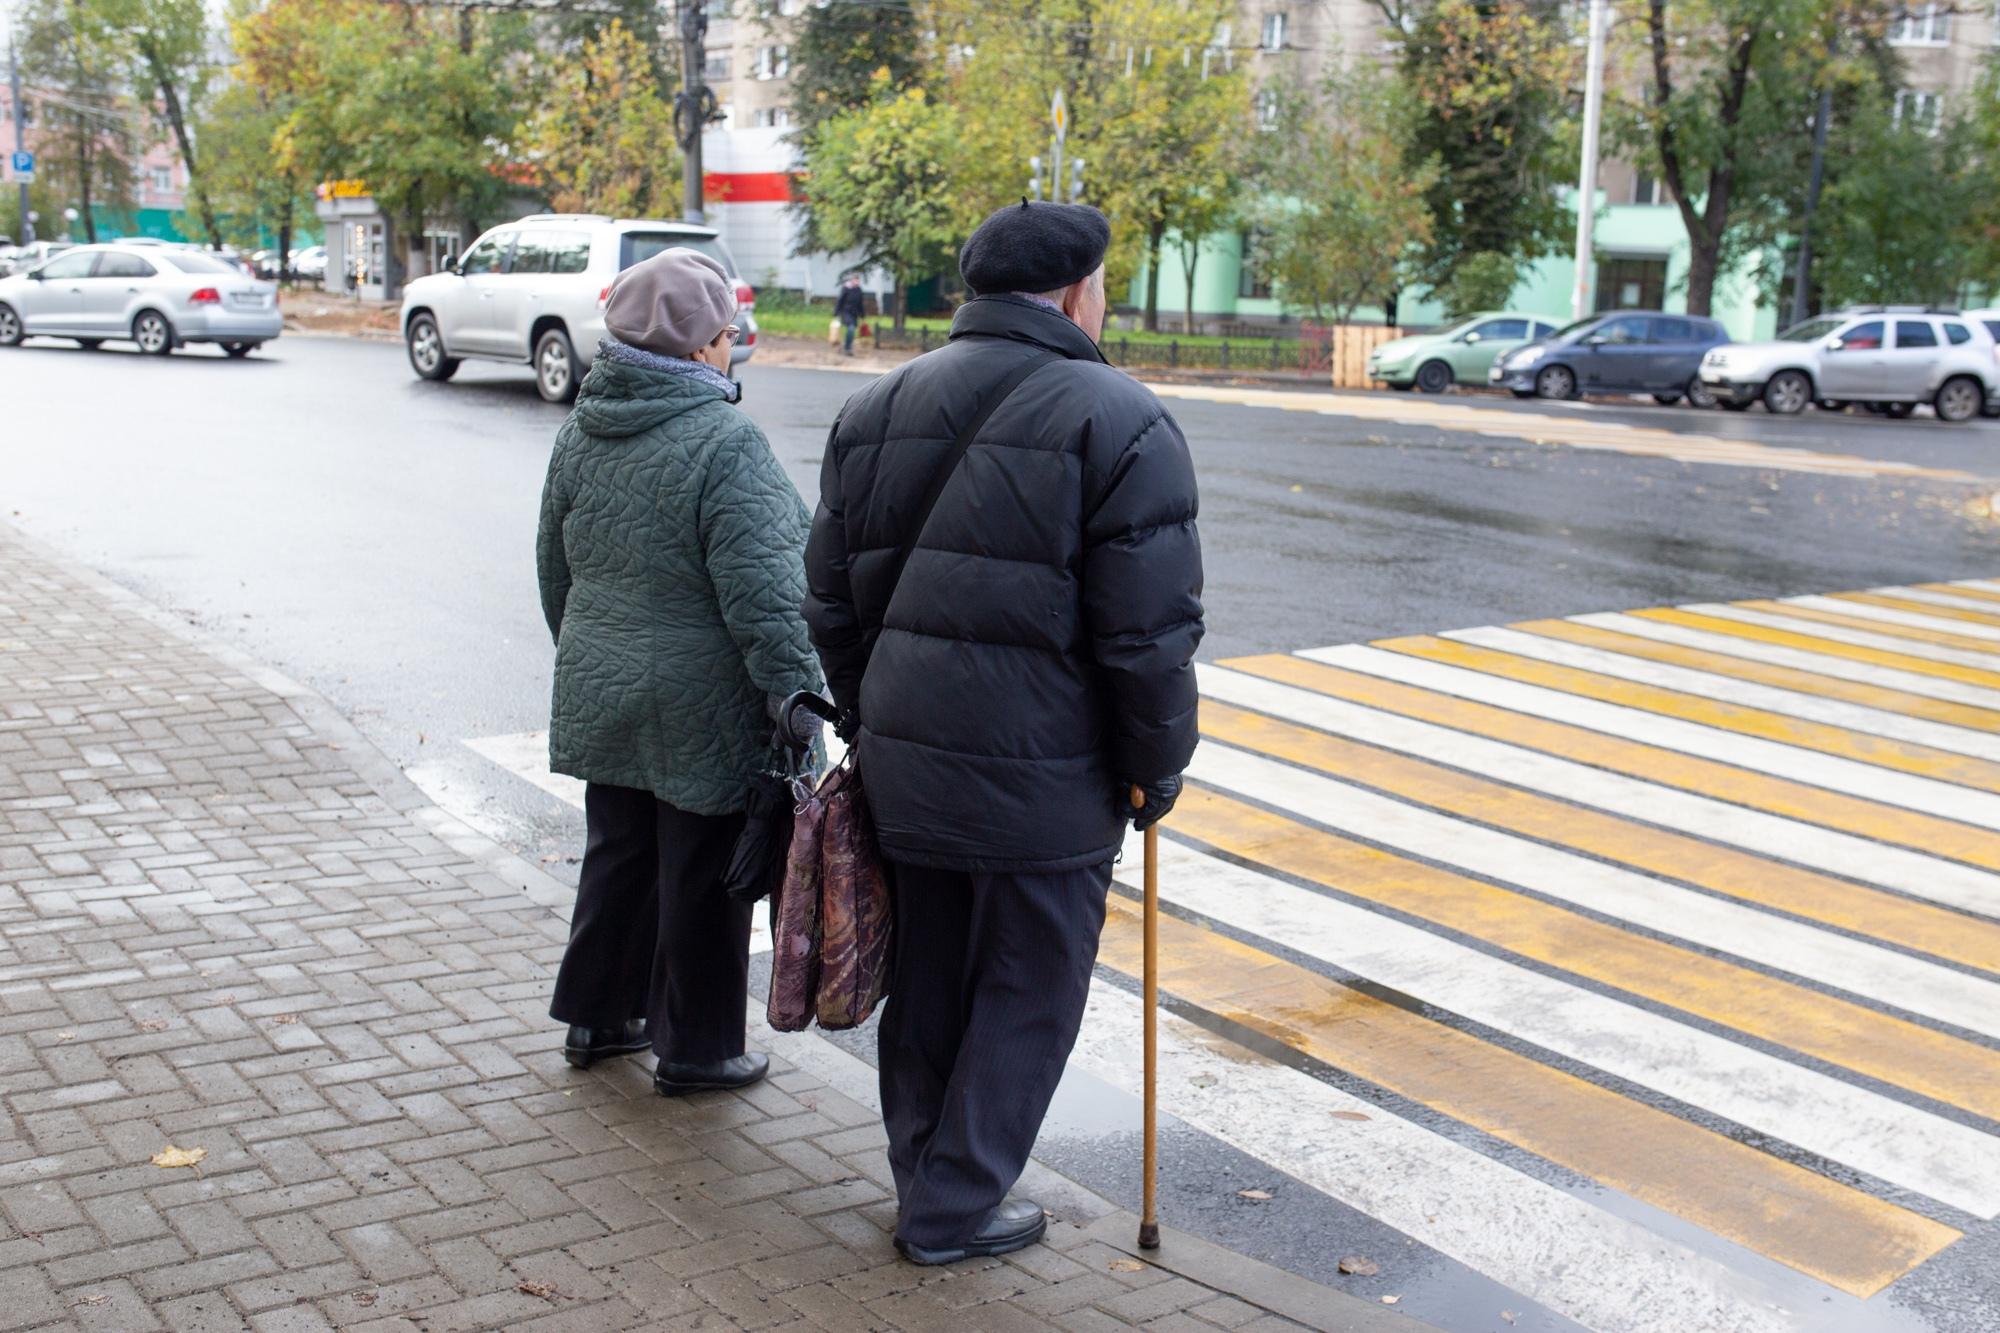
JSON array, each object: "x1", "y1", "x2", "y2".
[{"x1": 313, "y1": 180, "x2": 399, "y2": 301}]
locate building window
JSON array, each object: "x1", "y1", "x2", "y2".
[
  {"x1": 703, "y1": 53, "x2": 731, "y2": 82},
  {"x1": 1894, "y1": 89, "x2": 1942, "y2": 131},
  {"x1": 755, "y1": 45, "x2": 789, "y2": 80},
  {"x1": 750, "y1": 106, "x2": 791, "y2": 128},
  {"x1": 150, "y1": 166, "x2": 174, "y2": 192},
  {"x1": 1888, "y1": 3, "x2": 1949, "y2": 44},
  {"x1": 1261, "y1": 12, "x2": 1287, "y2": 50},
  {"x1": 1632, "y1": 173, "x2": 1669, "y2": 206},
  {"x1": 1254, "y1": 87, "x2": 1281, "y2": 131},
  {"x1": 1239, "y1": 231, "x2": 1272, "y2": 299}
]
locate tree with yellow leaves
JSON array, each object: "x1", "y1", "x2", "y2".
[{"x1": 518, "y1": 21, "x2": 680, "y2": 218}]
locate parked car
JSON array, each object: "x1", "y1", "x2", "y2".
[
  {"x1": 1367, "y1": 312, "x2": 1563, "y2": 393},
  {"x1": 1490, "y1": 311, "x2": 1729, "y2": 405},
  {"x1": 398, "y1": 214, "x2": 759, "y2": 403},
  {"x1": 292, "y1": 246, "x2": 328, "y2": 281},
  {"x1": 0, "y1": 242, "x2": 282, "y2": 356},
  {"x1": 0, "y1": 240, "x2": 73, "y2": 278},
  {"x1": 1699, "y1": 307, "x2": 1998, "y2": 422}
]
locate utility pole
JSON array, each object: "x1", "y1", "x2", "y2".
[
  {"x1": 8, "y1": 38, "x2": 29, "y2": 245},
  {"x1": 1790, "y1": 67, "x2": 1833, "y2": 328},
  {"x1": 677, "y1": 0, "x2": 708, "y2": 223},
  {"x1": 1570, "y1": 0, "x2": 1608, "y2": 322}
]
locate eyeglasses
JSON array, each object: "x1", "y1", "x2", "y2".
[{"x1": 721, "y1": 324, "x2": 741, "y2": 343}]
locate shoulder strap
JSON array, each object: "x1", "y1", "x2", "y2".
[{"x1": 887, "y1": 349, "x2": 1057, "y2": 594}]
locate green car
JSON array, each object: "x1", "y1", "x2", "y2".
[{"x1": 1366, "y1": 312, "x2": 1562, "y2": 393}]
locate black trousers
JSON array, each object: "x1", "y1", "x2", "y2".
[
  {"x1": 549, "y1": 783, "x2": 751, "y2": 1065},
  {"x1": 877, "y1": 858, "x2": 1111, "y2": 1249}
]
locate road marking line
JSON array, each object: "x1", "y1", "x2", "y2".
[
  {"x1": 1666, "y1": 602, "x2": 2000, "y2": 679},
  {"x1": 1210, "y1": 658, "x2": 2000, "y2": 917},
  {"x1": 1559, "y1": 613, "x2": 2000, "y2": 717},
  {"x1": 1934, "y1": 579, "x2": 2000, "y2": 603},
  {"x1": 1788, "y1": 594, "x2": 2000, "y2": 646},
  {"x1": 1069, "y1": 982, "x2": 1812, "y2": 1333},
  {"x1": 1322, "y1": 639, "x2": 2000, "y2": 830},
  {"x1": 1094, "y1": 897, "x2": 1960, "y2": 1298},
  {"x1": 1133, "y1": 797, "x2": 2000, "y2": 1216},
  {"x1": 1199, "y1": 697, "x2": 2000, "y2": 992},
  {"x1": 1436, "y1": 624, "x2": 2000, "y2": 766},
  {"x1": 1882, "y1": 585, "x2": 2000, "y2": 618},
  {"x1": 1187, "y1": 739, "x2": 2000, "y2": 1113},
  {"x1": 1844, "y1": 589, "x2": 2000, "y2": 630}
]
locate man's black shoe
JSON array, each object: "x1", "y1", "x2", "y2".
[
  {"x1": 653, "y1": 1052, "x2": 770, "y2": 1096},
  {"x1": 562, "y1": 1020, "x2": 650, "y2": 1069},
  {"x1": 895, "y1": 1197, "x2": 1048, "y2": 1266}
]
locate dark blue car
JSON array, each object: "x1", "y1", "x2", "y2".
[{"x1": 1488, "y1": 310, "x2": 1731, "y2": 407}]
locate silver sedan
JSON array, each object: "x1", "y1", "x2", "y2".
[{"x1": 0, "y1": 242, "x2": 283, "y2": 356}]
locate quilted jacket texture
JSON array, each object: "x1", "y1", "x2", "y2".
[
  {"x1": 538, "y1": 356, "x2": 823, "y2": 815},
  {"x1": 804, "y1": 295, "x2": 1205, "y2": 872}
]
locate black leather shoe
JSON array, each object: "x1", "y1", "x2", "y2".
[
  {"x1": 562, "y1": 1021, "x2": 649, "y2": 1070},
  {"x1": 895, "y1": 1197, "x2": 1048, "y2": 1266},
  {"x1": 653, "y1": 1052, "x2": 770, "y2": 1096}
]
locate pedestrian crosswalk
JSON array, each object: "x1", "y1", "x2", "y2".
[{"x1": 462, "y1": 576, "x2": 2000, "y2": 1332}]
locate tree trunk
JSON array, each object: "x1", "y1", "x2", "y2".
[
  {"x1": 1181, "y1": 242, "x2": 1199, "y2": 336},
  {"x1": 77, "y1": 128, "x2": 97, "y2": 242},
  {"x1": 141, "y1": 45, "x2": 221, "y2": 248},
  {"x1": 278, "y1": 201, "x2": 293, "y2": 284},
  {"x1": 1684, "y1": 231, "x2": 1720, "y2": 319},
  {"x1": 1141, "y1": 220, "x2": 1165, "y2": 334},
  {"x1": 892, "y1": 278, "x2": 906, "y2": 333}
]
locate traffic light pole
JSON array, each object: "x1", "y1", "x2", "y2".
[
  {"x1": 678, "y1": 0, "x2": 707, "y2": 224},
  {"x1": 8, "y1": 39, "x2": 29, "y2": 244}
]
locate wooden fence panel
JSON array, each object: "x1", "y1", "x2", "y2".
[{"x1": 1329, "y1": 325, "x2": 1407, "y2": 390}]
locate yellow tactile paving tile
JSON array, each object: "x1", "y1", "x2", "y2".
[
  {"x1": 1515, "y1": 617, "x2": 2000, "y2": 733},
  {"x1": 1230, "y1": 653, "x2": 2000, "y2": 879},
  {"x1": 1165, "y1": 785, "x2": 2000, "y2": 1120},
  {"x1": 1095, "y1": 898, "x2": 1960, "y2": 1298},
  {"x1": 1631, "y1": 606, "x2": 2000, "y2": 692},
  {"x1": 1382, "y1": 633, "x2": 2000, "y2": 796},
  {"x1": 1196, "y1": 695, "x2": 2000, "y2": 978}
]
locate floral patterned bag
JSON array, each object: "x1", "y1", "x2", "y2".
[{"x1": 813, "y1": 759, "x2": 892, "y2": 1030}]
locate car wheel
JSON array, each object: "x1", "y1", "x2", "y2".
[
  {"x1": 535, "y1": 327, "x2": 578, "y2": 404},
  {"x1": 1762, "y1": 369, "x2": 1811, "y2": 415},
  {"x1": 1684, "y1": 376, "x2": 1717, "y2": 410},
  {"x1": 1534, "y1": 364, "x2": 1577, "y2": 400},
  {"x1": 132, "y1": 309, "x2": 174, "y2": 356},
  {"x1": 0, "y1": 302, "x2": 23, "y2": 346},
  {"x1": 1652, "y1": 392, "x2": 1683, "y2": 406},
  {"x1": 223, "y1": 342, "x2": 256, "y2": 359},
  {"x1": 1882, "y1": 401, "x2": 1915, "y2": 419},
  {"x1": 406, "y1": 313, "x2": 459, "y2": 382},
  {"x1": 1415, "y1": 359, "x2": 1453, "y2": 394},
  {"x1": 1935, "y1": 375, "x2": 1983, "y2": 424},
  {"x1": 76, "y1": 338, "x2": 103, "y2": 351}
]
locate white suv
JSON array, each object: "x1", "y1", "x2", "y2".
[
  {"x1": 1699, "y1": 306, "x2": 1998, "y2": 422},
  {"x1": 399, "y1": 215, "x2": 759, "y2": 403}
]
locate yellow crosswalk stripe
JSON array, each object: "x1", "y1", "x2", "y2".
[
  {"x1": 1741, "y1": 598, "x2": 2000, "y2": 655},
  {"x1": 1515, "y1": 617, "x2": 2000, "y2": 733},
  {"x1": 1920, "y1": 581, "x2": 2000, "y2": 607},
  {"x1": 1197, "y1": 696, "x2": 2000, "y2": 978},
  {"x1": 1230, "y1": 652, "x2": 2000, "y2": 878},
  {"x1": 1835, "y1": 589, "x2": 2000, "y2": 629},
  {"x1": 1096, "y1": 898, "x2": 1961, "y2": 1298},
  {"x1": 1168, "y1": 784, "x2": 2000, "y2": 1119},
  {"x1": 1631, "y1": 606, "x2": 2000, "y2": 691},
  {"x1": 1382, "y1": 633, "x2": 2000, "y2": 795}
]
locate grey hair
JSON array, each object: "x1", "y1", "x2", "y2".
[{"x1": 1032, "y1": 267, "x2": 1104, "y2": 304}]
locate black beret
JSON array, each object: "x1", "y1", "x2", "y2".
[{"x1": 958, "y1": 200, "x2": 1111, "y2": 296}]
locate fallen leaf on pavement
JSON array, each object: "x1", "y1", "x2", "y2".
[
  {"x1": 517, "y1": 1279, "x2": 562, "y2": 1301},
  {"x1": 353, "y1": 1293, "x2": 377, "y2": 1307},
  {"x1": 150, "y1": 1146, "x2": 206, "y2": 1169},
  {"x1": 1338, "y1": 1256, "x2": 1379, "y2": 1276},
  {"x1": 271, "y1": 1014, "x2": 299, "y2": 1026},
  {"x1": 1237, "y1": 1189, "x2": 1272, "y2": 1201},
  {"x1": 540, "y1": 854, "x2": 561, "y2": 864},
  {"x1": 55, "y1": 1032, "x2": 74, "y2": 1043},
  {"x1": 138, "y1": 1018, "x2": 170, "y2": 1032},
  {"x1": 1501, "y1": 1313, "x2": 1518, "y2": 1326},
  {"x1": 1107, "y1": 1259, "x2": 1146, "y2": 1273},
  {"x1": 1289, "y1": 484, "x2": 1303, "y2": 492},
  {"x1": 1380, "y1": 1294, "x2": 1401, "y2": 1305},
  {"x1": 1188, "y1": 1073, "x2": 1217, "y2": 1088},
  {"x1": 74, "y1": 1294, "x2": 108, "y2": 1308},
  {"x1": 1329, "y1": 1110, "x2": 1370, "y2": 1121}
]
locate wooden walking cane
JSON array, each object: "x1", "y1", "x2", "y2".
[{"x1": 1131, "y1": 787, "x2": 1161, "y2": 1250}]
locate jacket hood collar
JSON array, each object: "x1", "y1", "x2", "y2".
[
  {"x1": 949, "y1": 294, "x2": 1108, "y2": 364},
  {"x1": 573, "y1": 352, "x2": 734, "y2": 438}
]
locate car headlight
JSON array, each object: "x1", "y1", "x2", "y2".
[{"x1": 1508, "y1": 347, "x2": 1546, "y2": 369}]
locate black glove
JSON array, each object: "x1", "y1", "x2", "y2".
[
  {"x1": 767, "y1": 693, "x2": 824, "y2": 750},
  {"x1": 1127, "y1": 775, "x2": 1182, "y2": 832}
]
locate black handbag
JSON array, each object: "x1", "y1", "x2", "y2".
[{"x1": 722, "y1": 692, "x2": 839, "y2": 905}]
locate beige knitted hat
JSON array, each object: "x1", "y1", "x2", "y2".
[{"x1": 603, "y1": 247, "x2": 738, "y2": 357}]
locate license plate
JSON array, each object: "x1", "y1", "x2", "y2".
[{"x1": 227, "y1": 291, "x2": 267, "y2": 310}]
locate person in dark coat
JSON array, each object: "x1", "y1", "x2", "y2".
[
  {"x1": 538, "y1": 247, "x2": 822, "y2": 1095},
  {"x1": 803, "y1": 200, "x2": 1204, "y2": 1264},
  {"x1": 833, "y1": 274, "x2": 866, "y2": 356}
]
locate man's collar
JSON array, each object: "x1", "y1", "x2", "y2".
[{"x1": 948, "y1": 294, "x2": 1107, "y2": 363}]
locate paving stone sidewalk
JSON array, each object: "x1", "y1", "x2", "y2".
[{"x1": 0, "y1": 527, "x2": 1372, "y2": 1333}]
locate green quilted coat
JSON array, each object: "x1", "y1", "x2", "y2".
[{"x1": 536, "y1": 357, "x2": 822, "y2": 815}]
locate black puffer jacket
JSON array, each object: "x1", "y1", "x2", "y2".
[{"x1": 804, "y1": 295, "x2": 1204, "y2": 872}]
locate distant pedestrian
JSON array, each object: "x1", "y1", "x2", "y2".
[
  {"x1": 833, "y1": 274, "x2": 866, "y2": 356},
  {"x1": 537, "y1": 247, "x2": 822, "y2": 1096},
  {"x1": 804, "y1": 201, "x2": 1204, "y2": 1264}
]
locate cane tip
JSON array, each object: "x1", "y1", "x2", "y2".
[{"x1": 1137, "y1": 1222, "x2": 1160, "y2": 1250}]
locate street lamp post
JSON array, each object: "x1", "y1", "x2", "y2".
[
  {"x1": 8, "y1": 39, "x2": 30, "y2": 244},
  {"x1": 678, "y1": 0, "x2": 710, "y2": 224},
  {"x1": 1571, "y1": 0, "x2": 1609, "y2": 323}
]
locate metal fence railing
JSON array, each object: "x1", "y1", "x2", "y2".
[{"x1": 869, "y1": 325, "x2": 1335, "y2": 375}]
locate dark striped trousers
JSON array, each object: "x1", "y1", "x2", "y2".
[{"x1": 877, "y1": 859, "x2": 1112, "y2": 1248}]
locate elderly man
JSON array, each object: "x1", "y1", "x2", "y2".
[{"x1": 803, "y1": 201, "x2": 1204, "y2": 1264}]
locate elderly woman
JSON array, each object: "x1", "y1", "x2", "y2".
[{"x1": 536, "y1": 247, "x2": 821, "y2": 1095}]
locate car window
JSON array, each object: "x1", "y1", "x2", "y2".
[
  {"x1": 94, "y1": 252, "x2": 156, "y2": 279},
  {"x1": 459, "y1": 234, "x2": 509, "y2": 275},
  {"x1": 1982, "y1": 319, "x2": 2000, "y2": 342},
  {"x1": 1895, "y1": 319, "x2": 1939, "y2": 349},
  {"x1": 39, "y1": 250, "x2": 97, "y2": 279},
  {"x1": 1531, "y1": 321, "x2": 1558, "y2": 338},
  {"x1": 548, "y1": 232, "x2": 591, "y2": 275},
  {"x1": 1943, "y1": 321, "x2": 1973, "y2": 345},
  {"x1": 159, "y1": 251, "x2": 242, "y2": 275},
  {"x1": 1650, "y1": 316, "x2": 1695, "y2": 342},
  {"x1": 1836, "y1": 320, "x2": 1884, "y2": 351},
  {"x1": 1593, "y1": 316, "x2": 1651, "y2": 345},
  {"x1": 1779, "y1": 317, "x2": 1842, "y2": 342},
  {"x1": 509, "y1": 232, "x2": 554, "y2": 275},
  {"x1": 1479, "y1": 318, "x2": 1529, "y2": 340},
  {"x1": 619, "y1": 232, "x2": 732, "y2": 274}
]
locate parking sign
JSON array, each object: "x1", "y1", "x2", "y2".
[{"x1": 8, "y1": 150, "x2": 32, "y2": 182}]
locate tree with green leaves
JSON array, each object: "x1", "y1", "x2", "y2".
[
  {"x1": 106, "y1": 0, "x2": 223, "y2": 246},
  {"x1": 17, "y1": 0, "x2": 137, "y2": 242},
  {"x1": 800, "y1": 74, "x2": 963, "y2": 330},
  {"x1": 517, "y1": 21, "x2": 680, "y2": 217},
  {"x1": 787, "y1": 0, "x2": 922, "y2": 137},
  {"x1": 1813, "y1": 88, "x2": 1978, "y2": 308},
  {"x1": 196, "y1": 77, "x2": 313, "y2": 264},
  {"x1": 1250, "y1": 61, "x2": 1437, "y2": 324}
]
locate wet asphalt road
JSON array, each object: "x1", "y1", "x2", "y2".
[{"x1": 8, "y1": 332, "x2": 2000, "y2": 1329}]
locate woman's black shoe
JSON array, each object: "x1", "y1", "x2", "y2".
[
  {"x1": 562, "y1": 1020, "x2": 650, "y2": 1069},
  {"x1": 895, "y1": 1197, "x2": 1047, "y2": 1266},
  {"x1": 653, "y1": 1052, "x2": 770, "y2": 1096}
]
